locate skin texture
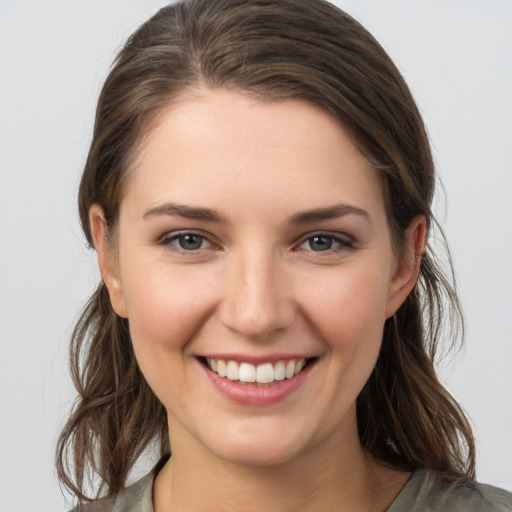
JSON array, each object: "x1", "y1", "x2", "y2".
[{"x1": 91, "y1": 88, "x2": 425, "y2": 511}]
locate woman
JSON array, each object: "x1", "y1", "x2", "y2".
[{"x1": 57, "y1": 0, "x2": 511, "y2": 510}]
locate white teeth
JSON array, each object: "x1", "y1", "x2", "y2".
[
  {"x1": 256, "y1": 363, "x2": 274, "y2": 384},
  {"x1": 239, "y1": 362, "x2": 256, "y2": 383},
  {"x1": 285, "y1": 360, "x2": 295, "y2": 379},
  {"x1": 206, "y1": 358, "x2": 308, "y2": 384},
  {"x1": 226, "y1": 361, "x2": 239, "y2": 380},
  {"x1": 274, "y1": 361, "x2": 285, "y2": 381},
  {"x1": 217, "y1": 360, "x2": 227, "y2": 378}
]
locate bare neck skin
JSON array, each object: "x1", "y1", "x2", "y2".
[{"x1": 153, "y1": 407, "x2": 409, "y2": 512}]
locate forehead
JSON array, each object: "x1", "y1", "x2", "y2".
[{"x1": 122, "y1": 87, "x2": 385, "y2": 222}]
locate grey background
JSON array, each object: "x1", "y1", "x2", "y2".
[{"x1": 0, "y1": 1, "x2": 511, "y2": 510}]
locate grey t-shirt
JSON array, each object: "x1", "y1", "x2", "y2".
[
  {"x1": 385, "y1": 470, "x2": 511, "y2": 511},
  {"x1": 74, "y1": 466, "x2": 512, "y2": 511}
]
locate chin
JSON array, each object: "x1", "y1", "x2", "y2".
[
  {"x1": 196, "y1": 419, "x2": 316, "y2": 468},
  {"x1": 215, "y1": 440, "x2": 304, "y2": 467}
]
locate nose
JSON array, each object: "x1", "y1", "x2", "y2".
[{"x1": 218, "y1": 247, "x2": 296, "y2": 341}]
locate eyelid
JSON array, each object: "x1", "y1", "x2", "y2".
[
  {"x1": 294, "y1": 231, "x2": 355, "y2": 252},
  {"x1": 156, "y1": 229, "x2": 354, "y2": 255},
  {"x1": 158, "y1": 229, "x2": 221, "y2": 253}
]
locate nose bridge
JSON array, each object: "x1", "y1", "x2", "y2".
[{"x1": 220, "y1": 242, "x2": 294, "y2": 340}]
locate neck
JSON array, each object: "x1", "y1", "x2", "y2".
[{"x1": 153, "y1": 413, "x2": 408, "y2": 512}]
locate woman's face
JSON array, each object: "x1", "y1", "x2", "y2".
[{"x1": 93, "y1": 88, "x2": 422, "y2": 466}]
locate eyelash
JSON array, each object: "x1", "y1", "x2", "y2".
[
  {"x1": 295, "y1": 232, "x2": 354, "y2": 254},
  {"x1": 158, "y1": 231, "x2": 218, "y2": 254},
  {"x1": 157, "y1": 231, "x2": 354, "y2": 255}
]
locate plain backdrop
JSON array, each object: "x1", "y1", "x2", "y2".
[{"x1": 0, "y1": 1, "x2": 511, "y2": 510}]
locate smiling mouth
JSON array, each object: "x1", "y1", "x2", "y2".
[{"x1": 201, "y1": 357, "x2": 315, "y2": 385}]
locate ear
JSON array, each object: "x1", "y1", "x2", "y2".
[
  {"x1": 89, "y1": 204, "x2": 128, "y2": 318},
  {"x1": 385, "y1": 215, "x2": 427, "y2": 318}
]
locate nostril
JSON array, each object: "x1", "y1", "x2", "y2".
[
  {"x1": 220, "y1": 301, "x2": 296, "y2": 340},
  {"x1": 218, "y1": 260, "x2": 296, "y2": 339}
]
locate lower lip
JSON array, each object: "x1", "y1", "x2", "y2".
[{"x1": 201, "y1": 360, "x2": 315, "y2": 406}]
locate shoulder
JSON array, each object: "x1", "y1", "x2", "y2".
[
  {"x1": 388, "y1": 470, "x2": 512, "y2": 512},
  {"x1": 68, "y1": 470, "x2": 155, "y2": 512},
  {"x1": 69, "y1": 496, "x2": 117, "y2": 512}
]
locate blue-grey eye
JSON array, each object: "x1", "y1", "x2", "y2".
[
  {"x1": 307, "y1": 235, "x2": 333, "y2": 251},
  {"x1": 177, "y1": 234, "x2": 204, "y2": 250}
]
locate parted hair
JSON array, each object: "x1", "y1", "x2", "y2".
[{"x1": 56, "y1": 0, "x2": 475, "y2": 502}]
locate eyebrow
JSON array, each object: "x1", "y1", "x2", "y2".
[
  {"x1": 142, "y1": 201, "x2": 370, "y2": 225},
  {"x1": 289, "y1": 203, "x2": 371, "y2": 224},
  {"x1": 143, "y1": 203, "x2": 227, "y2": 223}
]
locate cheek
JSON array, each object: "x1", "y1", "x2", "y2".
[
  {"x1": 120, "y1": 264, "x2": 219, "y2": 414},
  {"x1": 299, "y1": 264, "x2": 390, "y2": 350},
  {"x1": 120, "y1": 260, "x2": 217, "y2": 360}
]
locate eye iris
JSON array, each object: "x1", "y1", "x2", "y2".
[
  {"x1": 309, "y1": 235, "x2": 332, "y2": 251},
  {"x1": 178, "y1": 234, "x2": 202, "y2": 250}
]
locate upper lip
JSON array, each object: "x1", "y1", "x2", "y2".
[{"x1": 198, "y1": 353, "x2": 317, "y2": 365}]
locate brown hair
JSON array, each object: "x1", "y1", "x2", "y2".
[{"x1": 57, "y1": 0, "x2": 475, "y2": 502}]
